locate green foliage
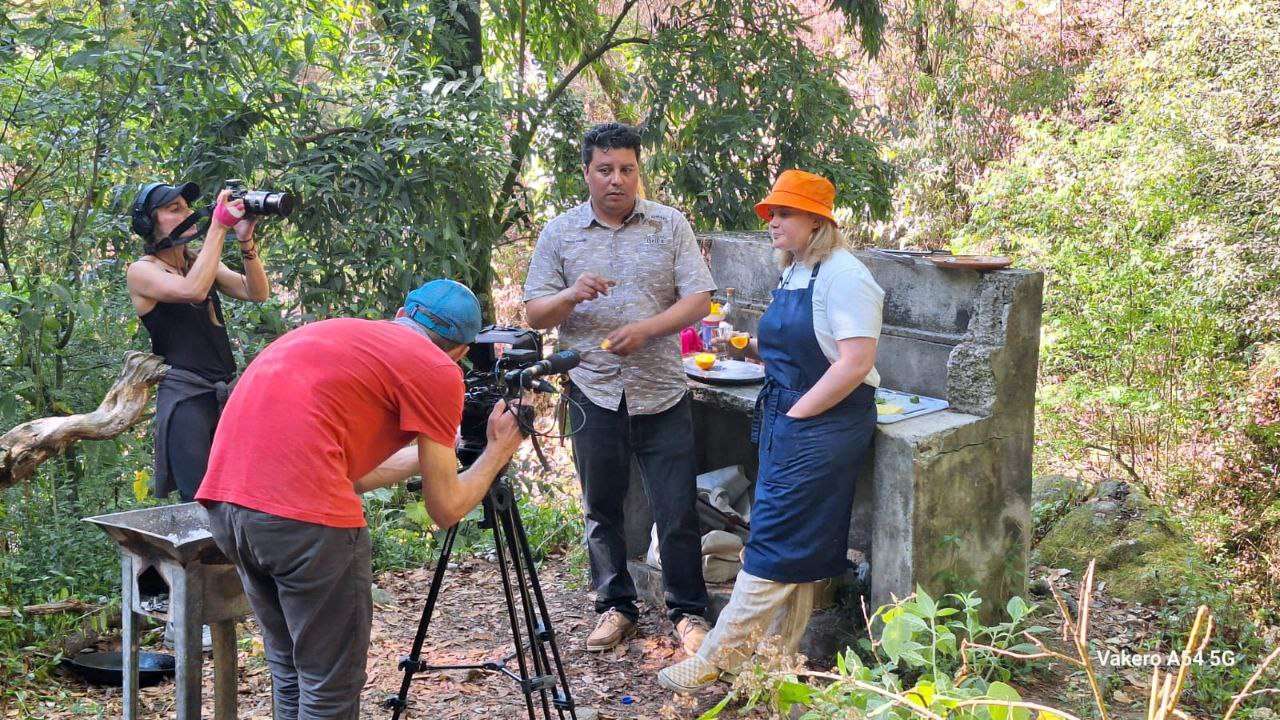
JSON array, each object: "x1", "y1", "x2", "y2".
[
  {"x1": 867, "y1": 588, "x2": 1047, "y2": 684},
  {"x1": 954, "y1": 0, "x2": 1280, "y2": 610},
  {"x1": 826, "y1": 0, "x2": 888, "y2": 57},
  {"x1": 0, "y1": 0, "x2": 893, "y2": 698},
  {"x1": 699, "y1": 589, "x2": 1049, "y2": 719},
  {"x1": 641, "y1": 0, "x2": 894, "y2": 230},
  {"x1": 0, "y1": 427, "x2": 156, "y2": 686},
  {"x1": 1149, "y1": 585, "x2": 1275, "y2": 713},
  {"x1": 867, "y1": 0, "x2": 1081, "y2": 243}
]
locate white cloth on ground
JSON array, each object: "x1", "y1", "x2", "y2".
[{"x1": 647, "y1": 527, "x2": 744, "y2": 583}]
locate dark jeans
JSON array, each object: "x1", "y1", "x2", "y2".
[
  {"x1": 205, "y1": 502, "x2": 372, "y2": 720},
  {"x1": 568, "y1": 384, "x2": 708, "y2": 623}
]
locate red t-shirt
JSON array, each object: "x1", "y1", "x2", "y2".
[{"x1": 196, "y1": 318, "x2": 463, "y2": 527}]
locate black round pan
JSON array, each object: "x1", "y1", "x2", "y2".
[{"x1": 64, "y1": 650, "x2": 176, "y2": 687}]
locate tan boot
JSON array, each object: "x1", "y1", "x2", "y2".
[
  {"x1": 586, "y1": 608, "x2": 636, "y2": 652},
  {"x1": 675, "y1": 615, "x2": 710, "y2": 655}
]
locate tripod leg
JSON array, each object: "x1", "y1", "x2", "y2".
[
  {"x1": 386, "y1": 524, "x2": 461, "y2": 720},
  {"x1": 496, "y1": 506, "x2": 557, "y2": 719},
  {"x1": 487, "y1": 498, "x2": 540, "y2": 720},
  {"x1": 508, "y1": 503, "x2": 579, "y2": 719}
]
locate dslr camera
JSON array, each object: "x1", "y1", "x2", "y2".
[{"x1": 225, "y1": 179, "x2": 296, "y2": 218}]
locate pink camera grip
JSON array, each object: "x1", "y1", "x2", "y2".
[{"x1": 213, "y1": 201, "x2": 244, "y2": 227}]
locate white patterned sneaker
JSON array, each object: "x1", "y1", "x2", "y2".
[{"x1": 657, "y1": 654, "x2": 721, "y2": 694}]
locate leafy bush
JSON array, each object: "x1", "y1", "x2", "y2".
[
  {"x1": 703, "y1": 568, "x2": 1280, "y2": 719},
  {"x1": 953, "y1": 0, "x2": 1280, "y2": 611},
  {"x1": 700, "y1": 587, "x2": 1050, "y2": 719}
]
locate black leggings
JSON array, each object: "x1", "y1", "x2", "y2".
[{"x1": 165, "y1": 393, "x2": 220, "y2": 502}]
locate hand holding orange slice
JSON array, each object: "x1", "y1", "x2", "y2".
[{"x1": 730, "y1": 332, "x2": 749, "y2": 350}]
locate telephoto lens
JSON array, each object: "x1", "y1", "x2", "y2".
[{"x1": 225, "y1": 179, "x2": 296, "y2": 218}]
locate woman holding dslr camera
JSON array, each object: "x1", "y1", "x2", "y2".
[{"x1": 127, "y1": 182, "x2": 271, "y2": 502}]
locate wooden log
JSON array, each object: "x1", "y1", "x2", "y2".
[
  {"x1": 0, "y1": 599, "x2": 100, "y2": 618},
  {"x1": 0, "y1": 351, "x2": 168, "y2": 492}
]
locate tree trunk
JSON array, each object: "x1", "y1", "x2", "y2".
[
  {"x1": 431, "y1": 0, "x2": 483, "y2": 77},
  {"x1": 0, "y1": 352, "x2": 168, "y2": 492}
]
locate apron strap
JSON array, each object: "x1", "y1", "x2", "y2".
[{"x1": 777, "y1": 260, "x2": 823, "y2": 289}]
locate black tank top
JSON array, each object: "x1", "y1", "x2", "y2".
[{"x1": 140, "y1": 288, "x2": 237, "y2": 382}]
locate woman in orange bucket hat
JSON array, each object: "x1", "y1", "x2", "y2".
[{"x1": 659, "y1": 170, "x2": 884, "y2": 693}]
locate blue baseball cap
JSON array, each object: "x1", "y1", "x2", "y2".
[{"x1": 403, "y1": 279, "x2": 482, "y2": 345}]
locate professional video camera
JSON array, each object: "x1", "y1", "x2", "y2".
[
  {"x1": 456, "y1": 326, "x2": 580, "y2": 464},
  {"x1": 388, "y1": 325, "x2": 582, "y2": 720}
]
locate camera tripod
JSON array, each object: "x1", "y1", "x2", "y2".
[{"x1": 384, "y1": 455, "x2": 577, "y2": 720}]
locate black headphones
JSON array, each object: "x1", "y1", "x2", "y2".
[
  {"x1": 129, "y1": 182, "x2": 166, "y2": 240},
  {"x1": 131, "y1": 182, "x2": 209, "y2": 255}
]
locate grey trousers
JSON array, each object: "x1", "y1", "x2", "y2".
[
  {"x1": 697, "y1": 570, "x2": 817, "y2": 672},
  {"x1": 205, "y1": 501, "x2": 372, "y2": 720}
]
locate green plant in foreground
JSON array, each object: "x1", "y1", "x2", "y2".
[
  {"x1": 699, "y1": 585, "x2": 1052, "y2": 719},
  {"x1": 699, "y1": 561, "x2": 1280, "y2": 720}
]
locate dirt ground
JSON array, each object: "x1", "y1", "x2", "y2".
[
  {"x1": 28, "y1": 559, "x2": 1191, "y2": 720},
  {"x1": 35, "y1": 552, "x2": 730, "y2": 719}
]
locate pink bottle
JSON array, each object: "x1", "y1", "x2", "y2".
[{"x1": 680, "y1": 326, "x2": 704, "y2": 355}]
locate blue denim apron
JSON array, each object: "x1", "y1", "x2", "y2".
[{"x1": 744, "y1": 262, "x2": 877, "y2": 583}]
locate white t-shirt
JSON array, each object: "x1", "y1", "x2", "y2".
[{"x1": 777, "y1": 248, "x2": 883, "y2": 387}]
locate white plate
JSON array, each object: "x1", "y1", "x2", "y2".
[{"x1": 684, "y1": 357, "x2": 766, "y2": 385}]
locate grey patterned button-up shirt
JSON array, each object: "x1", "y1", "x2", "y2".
[{"x1": 523, "y1": 199, "x2": 716, "y2": 415}]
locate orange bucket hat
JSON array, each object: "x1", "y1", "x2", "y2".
[{"x1": 754, "y1": 169, "x2": 837, "y2": 224}]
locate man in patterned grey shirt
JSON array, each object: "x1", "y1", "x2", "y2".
[{"x1": 524, "y1": 123, "x2": 713, "y2": 654}]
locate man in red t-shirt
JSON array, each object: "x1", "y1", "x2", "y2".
[{"x1": 197, "y1": 279, "x2": 524, "y2": 720}]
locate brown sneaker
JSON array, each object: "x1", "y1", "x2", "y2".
[
  {"x1": 586, "y1": 608, "x2": 636, "y2": 652},
  {"x1": 675, "y1": 615, "x2": 710, "y2": 655}
]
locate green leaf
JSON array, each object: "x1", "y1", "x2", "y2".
[
  {"x1": 47, "y1": 282, "x2": 71, "y2": 304},
  {"x1": 881, "y1": 616, "x2": 912, "y2": 663},
  {"x1": 986, "y1": 682, "x2": 1029, "y2": 720},
  {"x1": 935, "y1": 625, "x2": 958, "y2": 656},
  {"x1": 697, "y1": 694, "x2": 733, "y2": 720},
  {"x1": 905, "y1": 680, "x2": 936, "y2": 709},
  {"x1": 1006, "y1": 596, "x2": 1029, "y2": 623},
  {"x1": 917, "y1": 585, "x2": 938, "y2": 616},
  {"x1": 776, "y1": 680, "x2": 812, "y2": 710},
  {"x1": 132, "y1": 470, "x2": 151, "y2": 502},
  {"x1": 405, "y1": 501, "x2": 430, "y2": 527}
]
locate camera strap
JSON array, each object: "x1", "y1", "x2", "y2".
[
  {"x1": 530, "y1": 434, "x2": 550, "y2": 471},
  {"x1": 143, "y1": 208, "x2": 211, "y2": 255}
]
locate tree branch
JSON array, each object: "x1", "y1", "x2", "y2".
[
  {"x1": 293, "y1": 125, "x2": 366, "y2": 145},
  {"x1": 0, "y1": 352, "x2": 168, "y2": 492},
  {"x1": 488, "y1": 0, "x2": 649, "y2": 234}
]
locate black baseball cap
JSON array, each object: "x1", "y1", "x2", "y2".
[{"x1": 140, "y1": 182, "x2": 200, "y2": 214}]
